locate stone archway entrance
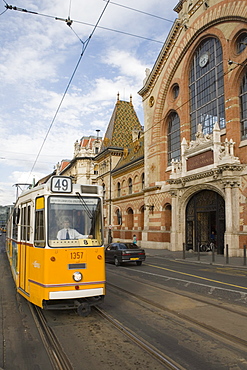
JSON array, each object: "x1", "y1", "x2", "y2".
[{"x1": 186, "y1": 190, "x2": 225, "y2": 254}]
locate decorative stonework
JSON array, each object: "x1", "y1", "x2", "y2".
[
  {"x1": 149, "y1": 96, "x2": 155, "y2": 107},
  {"x1": 169, "y1": 123, "x2": 242, "y2": 183}
]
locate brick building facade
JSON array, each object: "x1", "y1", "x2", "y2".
[
  {"x1": 55, "y1": 0, "x2": 246, "y2": 257},
  {"x1": 137, "y1": 0, "x2": 247, "y2": 256}
]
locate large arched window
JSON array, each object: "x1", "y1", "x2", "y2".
[
  {"x1": 189, "y1": 37, "x2": 225, "y2": 139},
  {"x1": 167, "y1": 112, "x2": 181, "y2": 165},
  {"x1": 240, "y1": 70, "x2": 247, "y2": 139}
]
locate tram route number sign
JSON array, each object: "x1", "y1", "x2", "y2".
[{"x1": 51, "y1": 176, "x2": 72, "y2": 193}]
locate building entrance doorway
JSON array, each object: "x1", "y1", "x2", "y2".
[{"x1": 186, "y1": 190, "x2": 225, "y2": 254}]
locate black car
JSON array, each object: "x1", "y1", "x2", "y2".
[{"x1": 105, "y1": 242, "x2": 146, "y2": 266}]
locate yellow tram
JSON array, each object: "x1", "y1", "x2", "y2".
[{"x1": 6, "y1": 176, "x2": 105, "y2": 316}]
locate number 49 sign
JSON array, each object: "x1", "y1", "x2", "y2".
[{"x1": 51, "y1": 176, "x2": 72, "y2": 193}]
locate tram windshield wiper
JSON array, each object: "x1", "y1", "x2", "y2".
[{"x1": 76, "y1": 192, "x2": 93, "y2": 219}]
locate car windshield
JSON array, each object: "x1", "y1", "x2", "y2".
[
  {"x1": 48, "y1": 195, "x2": 103, "y2": 246},
  {"x1": 119, "y1": 243, "x2": 139, "y2": 249}
]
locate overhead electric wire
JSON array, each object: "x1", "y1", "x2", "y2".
[
  {"x1": 68, "y1": 0, "x2": 72, "y2": 19},
  {"x1": 27, "y1": 0, "x2": 111, "y2": 181},
  {"x1": 3, "y1": 1, "x2": 167, "y2": 45},
  {"x1": 3, "y1": 1, "x2": 239, "y2": 50},
  {"x1": 0, "y1": 0, "x2": 7, "y2": 15},
  {"x1": 102, "y1": 0, "x2": 174, "y2": 24},
  {"x1": 103, "y1": 0, "x2": 241, "y2": 47}
]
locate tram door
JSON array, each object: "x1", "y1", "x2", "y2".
[
  {"x1": 19, "y1": 204, "x2": 31, "y2": 292},
  {"x1": 186, "y1": 190, "x2": 225, "y2": 254}
]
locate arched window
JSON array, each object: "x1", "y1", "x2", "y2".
[
  {"x1": 240, "y1": 70, "x2": 247, "y2": 139},
  {"x1": 128, "y1": 178, "x2": 132, "y2": 194},
  {"x1": 236, "y1": 32, "x2": 247, "y2": 54},
  {"x1": 117, "y1": 182, "x2": 121, "y2": 197},
  {"x1": 116, "y1": 209, "x2": 122, "y2": 225},
  {"x1": 167, "y1": 112, "x2": 181, "y2": 165},
  {"x1": 141, "y1": 173, "x2": 144, "y2": 190},
  {"x1": 127, "y1": 208, "x2": 134, "y2": 229},
  {"x1": 189, "y1": 37, "x2": 225, "y2": 139},
  {"x1": 140, "y1": 206, "x2": 144, "y2": 229}
]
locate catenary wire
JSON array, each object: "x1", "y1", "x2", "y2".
[
  {"x1": 4, "y1": 2, "x2": 165, "y2": 45},
  {"x1": 68, "y1": 0, "x2": 72, "y2": 19},
  {"x1": 101, "y1": 0, "x2": 244, "y2": 47},
  {"x1": 3, "y1": 1, "x2": 242, "y2": 50},
  {"x1": 102, "y1": 0, "x2": 174, "y2": 24},
  {"x1": 26, "y1": 0, "x2": 111, "y2": 181},
  {"x1": 0, "y1": 0, "x2": 7, "y2": 15}
]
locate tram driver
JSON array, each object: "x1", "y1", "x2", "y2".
[{"x1": 57, "y1": 218, "x2": 93, "y2": 240}]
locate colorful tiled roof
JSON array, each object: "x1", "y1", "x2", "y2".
[{"x1": 101, "y1": 97, "x2": 143, "y2": 150}]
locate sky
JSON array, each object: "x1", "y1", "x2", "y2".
[{"x1": 0, "y1": 0, "x2": 178, "y2": 206}]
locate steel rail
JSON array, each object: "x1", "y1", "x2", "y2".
[
  {"x1": 108, "y1": 268, "x2": 247, "y2": 317},
  {"x1": 107, "y1": 281, "x2": 247, "y2": 351},
  {"x1": 94, "y1": 306, "x2": 184, "y2": 370},
  {"x1": 28, "y1": 303, "x2": 73, "y2": 370}
]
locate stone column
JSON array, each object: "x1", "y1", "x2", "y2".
[
  {"x1": 224, "y1": 180, "x2": 240, "y2": 256},
  {"x1": 170, "y1": 190, "x2": 179, "y2": 251}
]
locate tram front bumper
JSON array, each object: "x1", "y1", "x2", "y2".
[{"x1": 49, "y1": 287, "x2": 104, "y2": 300}]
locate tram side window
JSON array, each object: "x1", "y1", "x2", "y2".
[
  {"x1": 34, "y1": 209, "x2": 45, "y2": 247},
  {"x1": 27, "y1": 205, "x2": 31, "y2": 241},
  {"x1": 12, "y1": 207, "x2": 20, "y2": 240},
  {"x1": 21, "y1": 205, "x2": 31, "y2": 242}
]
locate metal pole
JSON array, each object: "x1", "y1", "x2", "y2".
[
  {"x1": 244, "y1": 245, "x2": 246, "y2": 266},
  {"x1": 108, "y1": 153, "x2": 112, "y2": 244},
  {"x1": 226, "y1": 244, "x2": 229, "y2": 264},
  {"x1": 183, "y1": 243, "x2": 186, "y2": 259},
  {"x1": 197, "y1": 242, "x2": 200, "y2": 261},
  {"x1": 212, "y1": 243, "x2": 215, "y2": 263}
]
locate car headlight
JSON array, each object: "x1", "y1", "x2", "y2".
[{"x1": 73, "y1": 271, "x2": 82, "y2": 282}]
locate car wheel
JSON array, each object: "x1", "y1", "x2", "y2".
[
  {"x1": 114, "y1": 257, "x2": 120, "y2": 266},
  {"x1": 136, "y1": 261, "x2": 142, "y2": 266}
]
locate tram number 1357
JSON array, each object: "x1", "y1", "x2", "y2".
[
  {"x1": 70, "y1": 252, "x2": 84, "y2": 260},
  {"x1": 51, "y1": 176, "x2": 72, "y2": 193}
]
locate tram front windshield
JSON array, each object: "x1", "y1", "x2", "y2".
[{"x1": 48, "y1": 196, "x2": 102, "y2": 246}]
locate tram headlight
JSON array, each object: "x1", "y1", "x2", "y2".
[{"x1": 73, "y1": 271, "x2": 82, "y2": 282}]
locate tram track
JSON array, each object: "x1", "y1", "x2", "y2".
[
  {"x1": 108, "y1": 267, "x2": 247, "y2": 317},
  {"x1": 28, "y1": 303, "x2": 73, "y2": 370},
  {"x1": 94, "y1": 306, "x2": 184, "y2": 370},
  {"x1": 106, "y1": 279, "x2": 247, "y2": 351}
]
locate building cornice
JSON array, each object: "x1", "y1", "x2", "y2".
[
  {"x1": 144, "y1": 185, "x2": 162, "y2": 193},
  {"x1": 112, "y1": 157, "x2": 144, "y2": 176},
  {"x1": 112, "y1": 191, "x2": 144, "y2": 202},
  {"x1": 94, "y1": 147, "x2": 123, "y2": 161}
]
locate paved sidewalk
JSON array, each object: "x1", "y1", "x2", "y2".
[{"x1": 145, "y1": 248, "x2": 247, "y2": 268}]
